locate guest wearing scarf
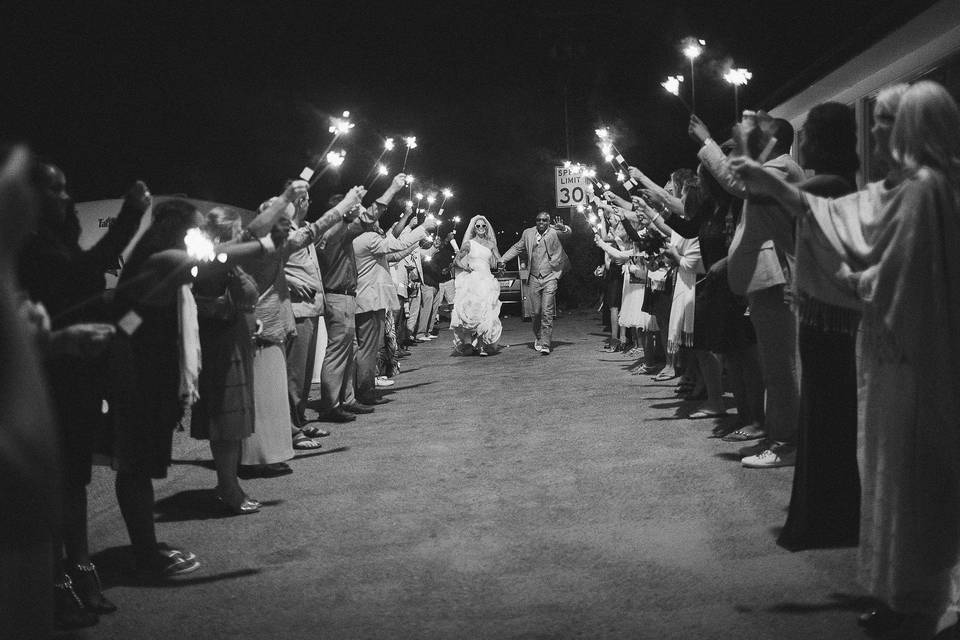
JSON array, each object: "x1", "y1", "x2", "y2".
[
  {"x1": 110, "y1": 183, "x2": 305, "y2": 579},
  {"x1": 732, "y1": 80, "x2": 960, "y2": 639}
]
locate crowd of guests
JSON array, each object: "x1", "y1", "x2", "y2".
[
  {"x1": 589, "y1": 80, "x2": 960, "y2": 639},
  {"x1": 2, "y1": 157, "x2": 457, "y2": 633},
  {"x1": 3, "y1": 77, "x2": 960, "y2": 639}
]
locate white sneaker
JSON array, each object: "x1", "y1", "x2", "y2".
[
  {"x1": 540, "y1": 346, "x2": 551, "y2": 355},
  {"x1": 375, "y1": 376, "x2": 395, "y2": 388},
  {"x1": 534, "y1": 342, "x2": 543, "y2": 352},
  {"x1": 738, "y1": 440, "x2": 769, "y2": 458},
  {"x1": 742, "y1": 445, "x2": 796, "y2": 469}
]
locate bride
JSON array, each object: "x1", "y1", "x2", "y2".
[{"x1": 451, "y1": 215, "x2": 503, "y2": 355}]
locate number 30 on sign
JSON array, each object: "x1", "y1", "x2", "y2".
[{"x1": 554, "y1": 166, "x2": 592, "y2": 208}]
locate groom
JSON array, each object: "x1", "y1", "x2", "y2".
[{"x1": 499, "y1": 212, "x2": 571, "y2": 355}]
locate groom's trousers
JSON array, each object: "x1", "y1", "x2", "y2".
[{"x1": 530, "y1": 274, "x2": 558, "y2": 348}]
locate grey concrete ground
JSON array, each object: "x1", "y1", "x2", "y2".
[{"x1": 76, "y1": 310, "x2": 870, "y2": 640}]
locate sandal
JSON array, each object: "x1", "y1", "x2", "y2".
[
  {"x1": 652, "y1": 370, "x2": 677, "y2": 381},
  {"x1": 135, "y1": 546, "x2": 200, "y2": 579},
  {"x1": 688, "y1": 409, "x2": 728, "y2": 419},
  {"x1": 721, "y1": 429, "x2": 766, "y2": 442},
  {"x1": 69, "y1": 562, "x2": 117, "y2": 614},
  {"x1": 54, "y1": 574, "x2": 99, "y2": 629},
  {"x1": 300, "y1": 425, "x2": 330, "y2": 439},
  {"x1": 292, "y1": 433, "x2": 322, "y2": 450}
]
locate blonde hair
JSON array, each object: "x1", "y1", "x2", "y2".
[{"x1": 890, "y1": 80, "x2": 960, "y2": 175}]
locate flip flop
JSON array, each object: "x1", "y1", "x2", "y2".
[
  {"x1": 721, "y1": 429, "x2": 766, "y2": 442},
  {"x1": 293, "y1": 433, "x2": 322, "y2": 450},
  {"x1": 652, "y1": 370, "x2": 677, "y2": 381}
]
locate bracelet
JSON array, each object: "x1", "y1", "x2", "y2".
[{"x1": 648, "y1": 212, "x2": 663, "y2": 227}]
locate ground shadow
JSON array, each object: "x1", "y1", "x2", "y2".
[
  {"x1": 388, "y1": 381, "x2": 437, "y2": 391},
  {"x1": 714, "y1": 452, "x2": 743, "y2": 462},
  {"x1": 764, "y1": 592, "x2": 878, "y2": 615},
  {"x1": 152, "y1": 489, "x2": 283, "y2": 523},
  {"x1": 292, "y1": 446, "x2": 348, "y2": 459},
  {"x1": 90, "y1": 546, "x2": 263, "y2": 589},
  {"x1": 170, "y1": 458, "x2": 216, "y2": 470}
]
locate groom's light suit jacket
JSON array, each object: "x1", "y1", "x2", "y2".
[{"x1": 501, "y1": 225, "x2": 572, "y2": 282}]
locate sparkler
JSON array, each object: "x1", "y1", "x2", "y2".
[
  {"x1": 682, "y1": 38, "x2": 705, "y2": 113},
  {"x1": 184, "y1": 228, "x2": 216, "y2": 263},
  {"x1": 364, "y1": 137, "x2": 397, "y2": 182},
  {"x1": 437, "y1": 187, "x2": 453, "y2": 214},
  {"x1": 595, "y1": 128, "x2": 638, "y2": 191},
  {"x1": 661, "y1": 75, "x2": 692, "y2": 113},
  {"x1": 299, "y1": 110, "x2": 353, "y2": 188},
  {"x1": 723, "y1": 68, "x2": 753, "y2": 121},
  {"x1": 402, "y1": 136, "x2": 417, "y2": 171}
]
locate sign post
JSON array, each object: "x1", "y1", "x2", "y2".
[{"x1": 554, "y1": 166, "x2": 592, "y2": 209}]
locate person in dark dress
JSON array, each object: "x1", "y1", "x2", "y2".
[
  {"x1": 110, "y1": 183, "x2": 307, "y2": 579},
  {"x1": 777, "y1": 102, "x2": 861, "y2": 551},
  {"x1": 189, "y1": 207, "x2": 260, "y2": 514},
  {"x1": 18, "y1": 160, "x2": 149, "y2": 628}
]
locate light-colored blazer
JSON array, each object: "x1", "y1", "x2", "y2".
[
  {"x1": 698, "y1": 139, "x2": 805, "y2": 296},
  {"x1": 501, "y1": 224, "x2": 572, "y2": 281},
  {"x1": 353, "y1": 225, "x2": 429, "y2": 313}
]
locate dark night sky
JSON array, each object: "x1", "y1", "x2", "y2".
[{"x1": 2, "y1": 1, "x2": 937, "y2": 239}]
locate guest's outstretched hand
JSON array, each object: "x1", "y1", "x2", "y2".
[
  {"x1": 124, "y1": 180, "x2": 152, "y2": 214},
  {"x1": 688, "y1": 114, "x2": 711, "y2": 145}
]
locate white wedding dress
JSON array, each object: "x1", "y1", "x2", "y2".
[{"x1": 451, "y1": 239, "x2": 502, "y2": 353}]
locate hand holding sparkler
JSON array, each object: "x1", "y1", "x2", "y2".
[{"x1": 688, "y1": 114, "x2": 712, "y2": 146}]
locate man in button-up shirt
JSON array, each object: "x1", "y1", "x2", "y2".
[
  {"x1": 315, "y1": 174, "x2": 407, "y2": 421},
  {"x1": 352, "y1": 216, "x2": 437, "y2": 404},
  {"x1": 499, "y1": 212, "x2": 571, "y2": 355},
  {"x1": 691, "y1": 114, "x2": 805, "y2": 468}
]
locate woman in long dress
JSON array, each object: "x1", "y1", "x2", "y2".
[
  {"x1": 732, "y1": 80, "x2": 960, "y2": 639},
  {"x1": 450, "y1": 215, "x2": 502, "y2": 355}
]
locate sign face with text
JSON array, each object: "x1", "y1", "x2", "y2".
[{"x1": 554, "y1": 166, "x2": 591, "y2": 208}]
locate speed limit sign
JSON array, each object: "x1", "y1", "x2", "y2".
[{"x1": 554, "y1": 166, "x2": 592, "y2": 208}]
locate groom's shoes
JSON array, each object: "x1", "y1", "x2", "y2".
[{"x1": 540, "y1": 346, "x2": 551, "y2": 355}]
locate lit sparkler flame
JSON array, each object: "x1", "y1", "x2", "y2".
[
  {"x1": 384, "y1": 137, "x2": 395, "y2": 151},
  {"x1": 662, "y1": 75, "x2": 684, "y2": 96},
  {"x1": 442, "y1": 188, "x2": 453, "y2": 199},
  {"x1": 328, "y1": 116, "x2": 355, "y2": 135},
  {"x1": 723, "y1": 68, "x2": 753, "y2": 87},
  {"x1": 377, "y1": 164, "x2": 388, "y2": 176},
  {"x1": 683, "y1": 39, "x2": 705, "y2": 60},
  {"x1": 184, "y1": 228, "x2": 216, "y2": 262},
  {"x1": 404, "y1": 136, "x2": 418, "y2": 149},
  {"x1": 326, "y1": 150, "x2": 346, "y2": 167}
]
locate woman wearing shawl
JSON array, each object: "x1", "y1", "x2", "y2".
[
  {"x1": 450, "y1": 214, "x2": 502, "y2": 355},
  {"x1": 110, "y1": 183, "x2": 306, "y2": 578},
  {"x1": 732, "y1": 81, "x2": 960, "y2": 639}
]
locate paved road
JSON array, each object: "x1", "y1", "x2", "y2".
[{"x1": 81, "y1": 310, "x2": 868, "y2": 640}]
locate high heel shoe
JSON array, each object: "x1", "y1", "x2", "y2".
[
  {"x1": 54, "y1": 574, "x2": 99, "y2": 629},
  {"x1": 69, "y1": 562, "x2": 117, "y2": 614},
  {"x1": 215, "y1": 488, "x2": 261, "y2": 515}
]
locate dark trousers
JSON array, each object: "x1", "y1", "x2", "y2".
[
  {"x1": 319, "y1": 294, "x2": 357, "y2": 409},
  {"x1": 355, "y1": 310, "x2": 385, "y2": 405},
  {"x1": 286, "y1": 315, "x2": 318, "y2": 429}
]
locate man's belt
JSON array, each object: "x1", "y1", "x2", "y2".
[{"x1": 325, "y1": 288, "x2": 356, "y2": 296}]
